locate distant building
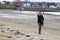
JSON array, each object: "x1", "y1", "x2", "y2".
[
  {"x1": 47, "y1": 3, "x2": 57, "y2": 8},
  {"x1": 30, "y1": 2, "x2": 38, "y2": 8},
  {"x1": 12, "y1": 0, "x2": 22, "y2": 7},
  {"x1": 57, "y1": 3, "x2": 60, "y2": 8},
  {"x1": 41, "y1": 2, "x2": 48, "y2": 8},
  {"x1": 22, "y1": 1, "x2": 31, "y2": 8},
  {"x1": 23, "y1": 3, "x2": 31, "y2": 7}
]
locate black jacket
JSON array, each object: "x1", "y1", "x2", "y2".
[{"x1": 37, "y1": 15, "x2": 44, "y2": 25}]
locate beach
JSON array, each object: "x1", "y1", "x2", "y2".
[{"x1": 0, "y1": 10, "x2": 60, "y2": 40}]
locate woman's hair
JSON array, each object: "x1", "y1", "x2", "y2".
[{"x1": 38, "y1": 11, "x2": 43, "y2": 15}]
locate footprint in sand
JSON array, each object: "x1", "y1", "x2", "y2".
[
  {"x1": 0, "y1": 24, "x2": 5, "y2": 26},
  {"x1": 1, "y1": 28, "x2": 10, "y2": 33},
  {"x1": 7, "y1": 28, "x2": 10, "y2": 30},
  {"x1": 14, "y1": 30, "x2": 25, "y2": 35},
  {"x1": 40, "y1": 39, "x2": 44, "y2": 40},
  {"x1": 10, "y1": 30, "x2": 15, "y2": 32},
  {"x1": 1, "y1": 30, "x2": 5, "y2": 32},
  {"x1": 1, "y1": 28, "x2": 6, "y2": 33},
  {"x1": 6, "y1": 36, "x2": 12, "y2": 38},
  {"x1": 28, "y1": 38, "x2": 34, "y2": 40},
  {"x1": 26, "y1": 35, "x2": 30, "y2": 37}
]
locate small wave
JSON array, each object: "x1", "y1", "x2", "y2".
[
  {"x1": 44, "y1": 12, "x2": 60, "y2": 16},
  {"x1": 12, "y1": 11, "x2": 38, "y2": 14},
  {"x1": 0, "y1": 14, "x2": 36, "y2": 19}
]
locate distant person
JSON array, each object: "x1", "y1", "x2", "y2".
[{"x1": 37, "y1": 11, "x2": 44, "y2": 34}]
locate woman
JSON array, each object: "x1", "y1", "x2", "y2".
[{"x1": 37, "y1": 11, "x2": 44, "y2": 34}]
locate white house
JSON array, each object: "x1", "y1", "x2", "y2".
[
  {"x1": 22, "y1": 3, "x2": 31, "y2": 7},
  {"x1": 49, "y1": 5, "x2": 57, "y2": 8},
  {"x1": 42, "y1": 2, "x2": 48, "y2": 8}
]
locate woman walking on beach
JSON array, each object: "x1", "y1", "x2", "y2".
[{"x1": 37, "y1": 11, "x2": 44, "y2": 34}]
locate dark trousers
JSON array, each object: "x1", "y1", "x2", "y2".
[{"x1": 38, "y1": 23, "x2": 42, "y2": 34}]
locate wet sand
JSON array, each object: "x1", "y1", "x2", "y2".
[{"x1": 0, "y1": 10, "x2": 60, "y2": 40}]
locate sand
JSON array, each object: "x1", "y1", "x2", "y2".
[{"x1": 0, "y1": 10, "x2": 60, "y2": 40}]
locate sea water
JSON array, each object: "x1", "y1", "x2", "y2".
[{"x1": 0, "y1": 11, "x2": 60, "y2": 19}]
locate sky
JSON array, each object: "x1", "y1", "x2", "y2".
[{"x1": 0, "y1": 0, "x2": 60, "y2": 2}]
